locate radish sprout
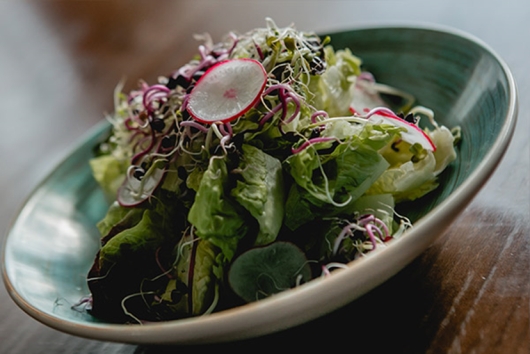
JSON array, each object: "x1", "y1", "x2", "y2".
[
  {"x1": 332, "y1": 214, "x2": 392, "y2": 257},
  {"x1": 321, "y1": 263, "x2": 349, "y2": 277}
]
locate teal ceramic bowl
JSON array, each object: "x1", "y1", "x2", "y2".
[{"x1": 2, "y1": 25, "x2": 517, "y2": 344}]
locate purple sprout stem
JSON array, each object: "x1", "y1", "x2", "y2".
[
  {"x1": 71, "y1": 295, "x2": 92, "y2": 308},
  {"x1": 358, "y1": 214, "x2": 375, "y2": 224},
  {"x1": 282, "y1": 92, "x2": 301, "y2": 124},
  {"x1": 180, "y1": 120, "x2": 209, "y2": 133},
  {"x1": 124, "y1": 111, "x2": 148, "y2": 130},
  {"x1": 253, "y1": 39, "x2": 265, "y2": 60},
  {"x1": 374, "y1": 219, "x2": 390, "y2": 239},
  {"x1": 178, "y1": 56, "x2": 215, "y2": 81},
  {"x1": 143, "y1": 85, "x2": 171, "y2": 113},
  {"x1": 260, "y1": 83, "x2": 302, "y2": 128},
  {"x1": 124, "y1": 117, "x2": 139, "y2": 131},
  {"x1": 127, "y1": 91, "x2": 140, "y2": 104},
  {"x1": 259, "y1": 102, "x2": 283, "y2": 127},
  {"x1": 291, "y1": 137, "x2": 335, "y2": 154},
  {"x1": 181, "y1": 93, "x2": 190, "y2": 112},
  {"x1": 358, "y1": 214, "x2": 390, "y2": 240},
  {"x1": 278, "y1": 87, "x2": 288, "y2": 121},
  {"x1": 131, "y1": 130, "x2": 156, "y2": 165},
  {"x1": 364, "y1": 224, "x2": 379, "y2": 250},
  {"x1": 332, "y1": 214, "x2": 391, "y2": 257},
  {"x1": 263, "y1": 83, "x2": 293, "y2": 96},
  {"x1": 224, "y1": 32, "x2": 239, "y2": 57},
  {"x1": 311, "y1": 110, "x2": 329, "y2": 124},
  {"x1": 218, "y1": 121, "x2": 233, "y2": 137}
]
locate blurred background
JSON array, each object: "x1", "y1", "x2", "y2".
[{"x1": 0, "y1": 1, "x2": 528, "y2": 353}]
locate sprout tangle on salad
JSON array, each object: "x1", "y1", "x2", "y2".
[{"x1": 83, "y1": 18, "x2": 460, "y2": 323}]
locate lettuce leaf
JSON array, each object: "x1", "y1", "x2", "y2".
[
  {"x1": 429, "y1": 125, "x2": 458, "y2": 175},
  {"x1": 88, "y1": 206, "x2": 186, "y2": 322},
  {"x1": 191, "y1": 240, "x2": 222, "y2": 315},
  {"x1": 330, "y1": 143, "x2": 391, "y2": 202},
  {"x1": 187, "y1": 156, "x2": 248, "y2": 261},
  {"x1": 159, "y1": 238, "x2": 222, "y2": 316},
  {"x1": 98, "y1": 209, "x2": 166, "y2": 271},
  {"x1": 96, "y1": 201, "x2": 144, "y2": 240},
  {"x1": 285, "y1": 141, "x2": 389, "y2": 203},
  {"x1": 89, "y1": 154, "x2": 127, "y2": 201},
  {"x1": 283, "y1": 142, "x2": 389, "y2": 230},
  {"x1": 366, "y1": 151, "x2": 439, "y2": 202},
  {"x1": 231, "y1": 144, "x2": 285, "y2": 246},
  {"x1": 308, "y1": 46, "x2": 362, "y2": 116}
]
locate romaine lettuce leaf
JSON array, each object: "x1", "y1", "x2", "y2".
[
  {"x1": 191, "y1": 240, "x2": 222, "y2": 315},
  {"x1": 329, "y1": 143, "x2": 391, "y2": 203},
  {"x1": 89, "y1": 154, "x2": 127, "y2": 201},
  {"x1": 366, "y1": 151, "x2": 439, "y2": 202},
  {"x1": 284, "y1": 184, "x2": 317, "y2": 231},
  {"x1": 88, "y1": 206, "x2": 187, "y2": 322},
  {"x1": 428, "y1": 125, "x2": 458, "y2": 175},
  {"x1": 98, "y1": 209, "x2": 166, "y2": 271},
  {"x1": 283, "y1": 142, "x2": 390, "y2": 230},
  {"x1": 158, "y1": 238, "x2": 223, "y2": 316},
  {"x1": 231, "y1": 144, "x2": 285, "y2": 246},
  {"x1": 96, "y1": 201, "x2": 144, "y2": 239},
  {"x1": 284, "y1": 141, "x2": 389, "y2": 208},
  {"x1": 187, "y1": 156, "x2": 248, "y2": 261}
]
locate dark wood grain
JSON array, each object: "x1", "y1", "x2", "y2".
[{"x1": 1, "y1": 1, "x2": 528, "y2": 353}]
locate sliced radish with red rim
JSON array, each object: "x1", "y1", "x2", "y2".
[
  {"x1": 186, "y1": 58, "x2": 268, "y2": 124},
  {"x1": 117, "y1": 166, "x2": 165, "y2": 207},
  {"x1": 366, "y1": 107, "x2": 436, "y2": 151}
]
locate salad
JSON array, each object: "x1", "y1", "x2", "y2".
[{"x1": 85, "y1": 18, "x2": 459, "y2": 323}]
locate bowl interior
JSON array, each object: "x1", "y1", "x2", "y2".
[{"x1": 2, "y1": 26, "x2": 516, "y2": 343}]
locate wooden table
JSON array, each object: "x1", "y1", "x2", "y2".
[{"x1": 1, "y1": 1, "x2": 528, "y2": 353}]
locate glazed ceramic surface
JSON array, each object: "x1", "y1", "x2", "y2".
[{"x1": 2, "y1": 25, "x2": 517, "y2": 344}]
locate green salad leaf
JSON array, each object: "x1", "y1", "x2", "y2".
[
  {"x1": 308, "y1": 46, "x2": 362, "y2": 116},
  {"x1": 231, "y1": 144, "x2": 285, "y2": 246},
  {"x1": 98, "y1": 209, "x2": 166, "y2": 271},
  {"x1": 366, "y1": 151, "x2": 439, "y2": 202},
  {"x1": 187, "y1": 156, "x2": 248, "y2": 261},
  {"x1": 89, "y1": 154, "x2": 128, "y2": 201}
]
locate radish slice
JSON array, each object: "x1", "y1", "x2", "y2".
[
  {"x1": 117, "y1": 166, "x2": 165, "y2": 207},
  {"x1": 367, "y1": 108, "x2": 436, "y2": 151},
  {"x1": 186, "y1": 58, "x2": 267, "y2": 124}
]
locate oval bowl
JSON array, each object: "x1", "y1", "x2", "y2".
[{"x1": 2, "y1": 25, "x2": 517, "y2": 344}]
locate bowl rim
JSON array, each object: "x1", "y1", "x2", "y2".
[{"x1": 1, "y1": 23, "x2": 518, "y2": 345}]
